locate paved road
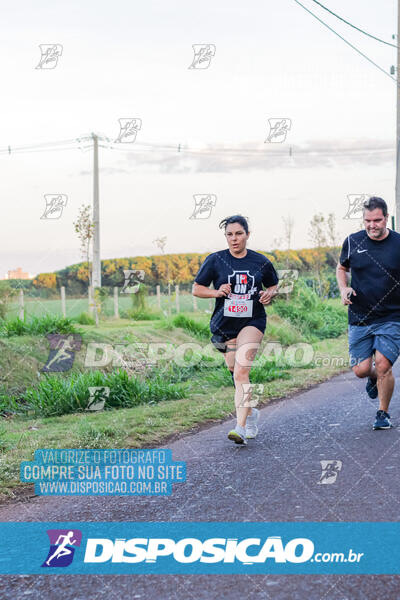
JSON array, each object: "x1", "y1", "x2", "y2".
[{"x1": 1, "y1": 365, "x2": 400, "y2": 599}]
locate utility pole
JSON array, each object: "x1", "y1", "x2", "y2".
[
  {"x1": 396, "y1": 1, "x2": 400, "y2": 231},
  {"x1": 92, "y1": 132, "x2": 101, "y2": 287}
]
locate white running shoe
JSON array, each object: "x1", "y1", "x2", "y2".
[
  {"x1": 227, "y1": 425, "x2": 247, "y2": 445},
  {"x1": 245, "y1": 408, "x2": 260, "y2": 439}
]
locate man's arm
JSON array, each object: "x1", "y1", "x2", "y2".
[{"x1": 336, "y1": 263, "x2": 356, "y2": 305}]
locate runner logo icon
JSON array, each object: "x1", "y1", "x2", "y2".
[{"x1": 42, "y1": 529, "x2": 82, "y2": 568}]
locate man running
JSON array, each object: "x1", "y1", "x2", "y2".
[
  {"x1": 336, "y1": 196, "x2": 400, "y2": 430},
  {"x1": 193, "y1": 215, "x2": 279, "y2": 444}
]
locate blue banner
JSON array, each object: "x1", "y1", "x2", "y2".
[{"x1": 0, "y1": 522, "x2": 396, "y2": 574}]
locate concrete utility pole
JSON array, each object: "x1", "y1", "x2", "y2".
[
  {"x1": 92, "y1": 132, "x2": 101, "y2": 287},
  {"x1": 396, "y1": 1, "x2": 400, "y2": 231}
]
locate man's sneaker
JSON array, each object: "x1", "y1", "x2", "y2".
[
  {"x1": 246, "y1": 408, "x2": 260, "y2": 439},
  {"x1": 227, "y1": 425, "x2": 247, "y2": 445},
  {"x1": 366, "y1": 376, "x2": 378, "y2": 399},
  {"x1": 373, "y1": 410, "x2": 393, "y2": 430}
]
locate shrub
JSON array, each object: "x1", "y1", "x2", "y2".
[
  {"x1": 74, "y1": 312, "x2": 96, "y2": 325},
  {"x1": 172, "y1": 314, "x2": 210, "y2": 339},
  {"x1": 273, "y1": 280, "x2": 346, "y2": 340},
  {"x1": 0, "y1": 315, "x2": 78, "y2": 337},
  {"x1": 10, "y1": 368, "x2": 186, "y2": 417}
]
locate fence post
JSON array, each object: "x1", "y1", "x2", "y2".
[
  {"x1": 19, "y1": 289, "x2": 24, "y2": 320},
  {"x1": 156, "y1": 285, "x2": 161, "y2": 310},
  {"x1": 88, "y1": 286, "x2": 94, "y2": 315},
  {"x1": 209, "y1": 298, "x2": 213, "y2": 311},
  {"x1": 193, "y1": 295, "x2": 197, "y2": 311},
  {"x1": 113, "y1": 286, "x2": 119, "y2": 318},
  {"x1": 175, "y1": 284, "x2": 180, "y2": 313},
  {"x1": 60, "y1": 286, "x2": 66, "y2": 317}
]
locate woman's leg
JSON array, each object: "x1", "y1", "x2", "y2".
[
  {"x1": 222, "y1": 337, "x2": 237, "y2": 381},
  {"x1": 232, "y1": 326, "x2": 264, "y2": 427}
]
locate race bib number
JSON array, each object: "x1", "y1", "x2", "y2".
[{"x1": 223, "y1": 298, "x2": 253, "y2": 317}]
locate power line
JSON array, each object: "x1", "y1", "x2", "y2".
[
  {"x1": 0, "y1": 138, "x2": 82, "y2": 155},
  {"x1": 309, "y1": 0, "x2": 397, "y2": 48},
  {"x1": 0, "y1": 134, "x2": 394, "y2": 158},
  {"x1": 292, "y1": 0, "x2": 398, "y2": 84}
]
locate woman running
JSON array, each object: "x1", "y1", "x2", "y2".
[{"x1": 192, "y1": 215, "x2": 279, "y2": 445}]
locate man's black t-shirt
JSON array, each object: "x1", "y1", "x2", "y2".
[
  {"x1": 194, "y1": 248, "x2": 279, "y2": 335},
  {"x1": 339, "y1": 229, "x2": 400, "y2": 325}
]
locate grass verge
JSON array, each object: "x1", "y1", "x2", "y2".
[{"x1": 0, "y1": 334, "x2": 349, "y2": 501}]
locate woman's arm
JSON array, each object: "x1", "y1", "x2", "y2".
[{"x1": 192, "y1": 282, "x2": 230, "y2": 299}]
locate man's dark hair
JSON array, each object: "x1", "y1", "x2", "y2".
[
  {"x1": 363, "y1": 196, "x2": 388, "y2": 217},
  {"x1": 219, "y1": 214, "x2": 249, "y2": 234}
]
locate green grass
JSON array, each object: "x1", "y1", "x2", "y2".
[
  {"x1": 0, "y1": 333, "x2": 349, "y2": 499},
  {"x1": 0, "y1": 298, "x2": 353, "y2": 499},
  {"x1": 0, "y1": 315, "x2": 79, "y2": 337},
  {"x1": 172, "y1": 314, "x2": 210, "y2": 339},
  {"x1": 272, "y1": 281, "x2": 347, "y2": 341}
]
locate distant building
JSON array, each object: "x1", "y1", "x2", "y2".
[{"x1": 5, "y1": 267, "x2": 31, "y2": 280}]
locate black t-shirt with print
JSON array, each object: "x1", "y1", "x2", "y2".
[
  {"x1": 339, "y1": 229, "x2": 400, "y2": 325},
  {"x1": 194, "y1": 248, "x2": 279, "y2": 335}
]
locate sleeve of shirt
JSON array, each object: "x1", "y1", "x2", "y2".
[
  {"x1": 194, "y1": 254, "x2": 215, "y2": 287},
  {"x1": 262, "y1": 260, "x2": 279, "y2": 287},
  {"x1": 339, "y1": 236, "x2": 350, "y2": 268}
]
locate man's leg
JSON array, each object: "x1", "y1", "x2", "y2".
[
  {"x1": 374, "y1": 350, "x2": 394, "y2": 412},
  {"x1": 352, "y1": 357, "x2": 373, "y2": 380}
]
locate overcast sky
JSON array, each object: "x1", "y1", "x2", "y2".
[{"x1": 0, "y1": 0, "x2": 397, "y2": 277}]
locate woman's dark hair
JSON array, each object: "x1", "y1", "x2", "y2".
[
  {"x1": 363, "y1": 196, "x2": 387, "y2": 217},
  {"x1": 219, "y1": 215, "x2": 249, "y2": 234}
]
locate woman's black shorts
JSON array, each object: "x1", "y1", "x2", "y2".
[{"x1": 210, "y1": 319, "x2": 266, "y2": 353}]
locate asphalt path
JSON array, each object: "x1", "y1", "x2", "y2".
[{"x1": 1, "y1": 363, "x2": 400, "y2": 599}]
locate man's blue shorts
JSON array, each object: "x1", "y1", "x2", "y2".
[{"x1": 348, "y1": 321, "x2": 400, "y2": 367}]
